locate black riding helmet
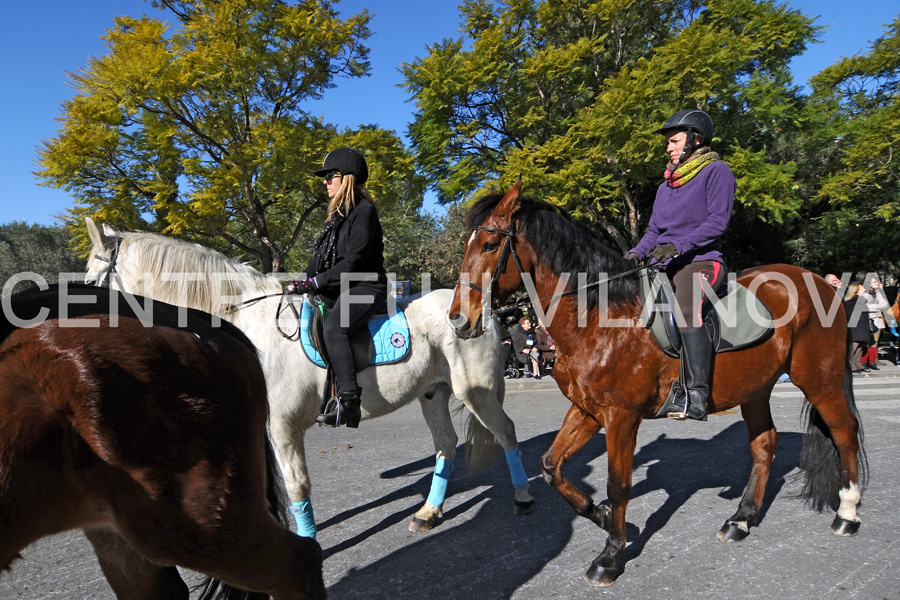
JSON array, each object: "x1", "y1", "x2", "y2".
[
  {"x1": 314, "y1": 147, "x2": 368, "y2": 185},
  {"x1": 656, "y1": 109, "x2": 714, "y2": 163}
]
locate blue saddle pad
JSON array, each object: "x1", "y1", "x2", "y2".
[{"x1": 299, "y1": 299, "x2": 411, "y2": 369}]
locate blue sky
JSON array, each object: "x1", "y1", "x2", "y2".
[{"x1": 1, "y1": 0, "x2": 897, "y2": 226}]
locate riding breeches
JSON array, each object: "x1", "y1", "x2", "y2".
[
  {"x1": 323, "y1": 286, "x2": 387, "y2": 394},
  {"x1": 668, "y1": 260, "x2": 726, "y2": 332}
]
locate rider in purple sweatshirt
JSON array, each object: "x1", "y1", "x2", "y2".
[
  {"x1": 630, "y1": 160, "x2": 733, "y2": 266},
  {"x1": 625, "y1": 109, "x2": 736, "y2": 421}
]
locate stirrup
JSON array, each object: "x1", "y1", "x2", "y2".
[
  {"x1": 667, "y1": 395, "x2": 707, "y2": 421},
  {"x1": 317, "y1": 397, "x2": 341, "y2": 427},
  {"x1": 316, "y1": 394, "x2": 361, "y2": 428}
]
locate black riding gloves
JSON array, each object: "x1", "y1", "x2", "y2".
[
  {"x1": 649, "y1": 243, "x2": 679, "y2": 262},
  {"x1": 285, "y1": 278, "x2": 318, "y2": 295}
]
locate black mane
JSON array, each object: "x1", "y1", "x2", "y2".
[{"x1": 466, "y1": 192, "x2": 640, "y2": 309}]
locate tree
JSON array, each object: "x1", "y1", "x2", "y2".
[
  {"x1": 403, "y1": 0, "x2": 817, "y2": 262},
  {"x1": 811, "y1": 21, "x2": 900, "y2": 220},
  {"x1": 36, "y1": 0, "x2": 401, "y2": 273},
  {"x1": 772, "y1": 18, "x2": 900, "y2": 275},
  {"x1": 384, "y1": 203, "x2": 469, "y2": 291},
  {"x1": 0, "y1": 222, "x2": 84, "y2": 293}
]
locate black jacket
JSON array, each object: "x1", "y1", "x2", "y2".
[
  {"x1": 305, "y1": 197, "x2": 387, "y2": 301},
  {"x1": 844, "y1": 297, "x2": 871, "y2": 344},
  {"x1": 510, "y1": 324, "x2": 537, "y2": 362}
]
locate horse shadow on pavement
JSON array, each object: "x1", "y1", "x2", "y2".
[{"x1": 320, "y1": 422, "x2": 804, "y2": 599}]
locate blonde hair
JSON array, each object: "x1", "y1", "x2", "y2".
[
  {"x1": 844, "y1": 282, "x2": 861, "y2": 301},
  {"x1": 326, "y1": 173, "x2": 375, "y2": 221}
]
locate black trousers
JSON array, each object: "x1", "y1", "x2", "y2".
[{"x1": 323, "y1": 285, "x2": 386, "y2": 394}]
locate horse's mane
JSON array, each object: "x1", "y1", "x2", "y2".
[
  {"x1": 466, "y1": 193, "x2": 640, "y2": 310},
  {"x1": 118, "y1": 232, "x2": 281, "y2": 315}
]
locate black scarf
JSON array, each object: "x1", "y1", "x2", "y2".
[{"x1": 313, "y1": 213, "x2": 346, "y2": 273}]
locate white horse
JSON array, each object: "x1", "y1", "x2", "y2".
[{"x1": 84, "y1": 218, "x2": 534, "y2": 538}]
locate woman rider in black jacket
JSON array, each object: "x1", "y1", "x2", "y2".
[{"x1": 288, "y1": 147, "x2": 388, "y2": 427}]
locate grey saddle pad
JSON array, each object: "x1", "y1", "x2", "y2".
[{"x1": 640, "y1": 268, "x2": 774, "y2": 358}]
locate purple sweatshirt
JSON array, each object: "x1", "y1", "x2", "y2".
[{"x1": 630, "y1": 160, "x2": 736, "y2": 266}]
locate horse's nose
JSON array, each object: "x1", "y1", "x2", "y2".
[
  {"x1": 446, "y1": 310, "x2": 482, "y2": 339},
  {"x1": 446, "y1": 310, "x2": 466, "y2": 332}
]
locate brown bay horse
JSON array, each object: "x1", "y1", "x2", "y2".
[
  {"x1": 0, "y1": 284, "x2": 325, "y2": 600},
  {"x1": 447, "y1": 182, "x2": 868, "y2": 587}
]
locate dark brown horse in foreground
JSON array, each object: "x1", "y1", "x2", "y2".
[
  {"x1": 0, "y1": 284, "x2": 325, "y2": 600},
  {"x1": 448, "y1": 183, "x2": 867, "y2": 587}
]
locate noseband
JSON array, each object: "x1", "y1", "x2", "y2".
[{"x1": 456, "y1": 225, "x2": 525, "y2": 311}]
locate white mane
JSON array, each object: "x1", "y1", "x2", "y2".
[{"x1": 118, "y1": 231, "x2": 282, "y2": 315}]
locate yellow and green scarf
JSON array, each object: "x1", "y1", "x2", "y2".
[{"x1": 664, "y1": 147, "x2": 719, "y2": 188}]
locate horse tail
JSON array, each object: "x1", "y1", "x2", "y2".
[
  {"x1": 463, "y1": 368, "x2": 506, "y2": 475},
  {"x1": 798, "y1": 356, "x2": 869, "y2": 512},
  {"x1": 195, "y1": 434, "x2": 289, "y2": 600}
]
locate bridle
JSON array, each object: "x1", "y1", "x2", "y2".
[
  {"x1": 456, "y1": 223, "x2": 651, "y2": 313},
  {"x1": 92, "y1": 237, "x2": 122, "y2": 289},
  {"x1": 455, "y1": 225, "x2": 525, "y2": 311}
]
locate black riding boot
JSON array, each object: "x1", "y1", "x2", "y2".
[
  {"x1": 317, "y1": 389, "x2": 362, "y2": 428},
  {"x1": 666, "y1": 327, "x2": 713, "y2": 421}
]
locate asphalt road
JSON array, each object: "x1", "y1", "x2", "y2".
[{"x1": 3, "y1": 366, "x2": 899, "y2": 600}]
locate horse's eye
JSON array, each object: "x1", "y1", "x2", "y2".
[{"x1": 482, "y1": 242, "x2": 499, "y2": 253}]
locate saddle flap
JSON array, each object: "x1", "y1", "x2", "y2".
[
  {"x1": 706, "y1": 281, "x2": 774, "y2": 352},
  {"x1": 640, "y1": 269, "x2": 681, "y2": 358}
]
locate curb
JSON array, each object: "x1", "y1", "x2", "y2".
[
  {"x1": 504, "y1": 363, "x2": 900, "y2": 392},
  {"x1": 504, "y1": 376, "x2": 560, "y2": 392}
]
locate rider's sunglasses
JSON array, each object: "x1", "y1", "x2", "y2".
[{"x1": 323, "y1": 171, "x2": 341, "y2": 183}]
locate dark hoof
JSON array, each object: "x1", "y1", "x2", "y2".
[
  {"x1": 584, "y1": 564, "x2": 618, "y2": 587},
  {"x1": 831, "y1": 516, "x2": 860, "y2": 537},
  {"x1": 513, "y1": 499, "x2": 535, "y2": 516},
  {"x1": 408, "y1": 516, "x2": 437, "y2": 532},
  {"x1": 717, "y1": 521, "x2": 750, "y2": 542}
]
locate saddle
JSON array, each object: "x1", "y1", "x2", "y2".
[
  {"x1": 639, "y1": 267, "x2": 774, "y2": 357},
  {"x1": 299, "y1": 295, "x2": 411, "y2": 371}
]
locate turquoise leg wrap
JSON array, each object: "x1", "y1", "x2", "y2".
[
  {"x1": 425, "y1": 457, "x2": 453, "y2": 508},
  {"x1": 290, "y1": 500, "x2": 317, "y2": 539},
  {"x1": 505, "y1": 447, "x2": 528, "y2": 489}
]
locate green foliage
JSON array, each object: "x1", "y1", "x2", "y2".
[
  {"x1": 404, "y1": 0, "x2": 817, "y2": 258},
  {"x1": 810, "y1": 18, "x2": 900, "y2": 224},
  {"x1": 780, "y1": 18, "x2": 900, "y2": 274},
  {"x1": 36, "y1": 0, "x2": 410, "y2": 273},
  {"x1": 0, "y1": 223, "x2": 84, "y2": 293},
  {"x1": 30, "y1": 0, "x2": 900, "y2": 280},
  {"x1": 386, "y1": 203, "x2": 469, "y2": 291}
]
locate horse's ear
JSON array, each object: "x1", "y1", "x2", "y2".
[
  {"x1": 495, "y1": 179, "x2": 523, "y2": 221},
  {"x1": 86, "y1": 217, "x2": 116, "y2": 248},
  {"x1": 86, "y1": 217, "x2": 102, "y2": 246}
]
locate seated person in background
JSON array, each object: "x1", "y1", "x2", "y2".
[{"x1": 510, "y1": 316, "x2": 541, "y2": 379}]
